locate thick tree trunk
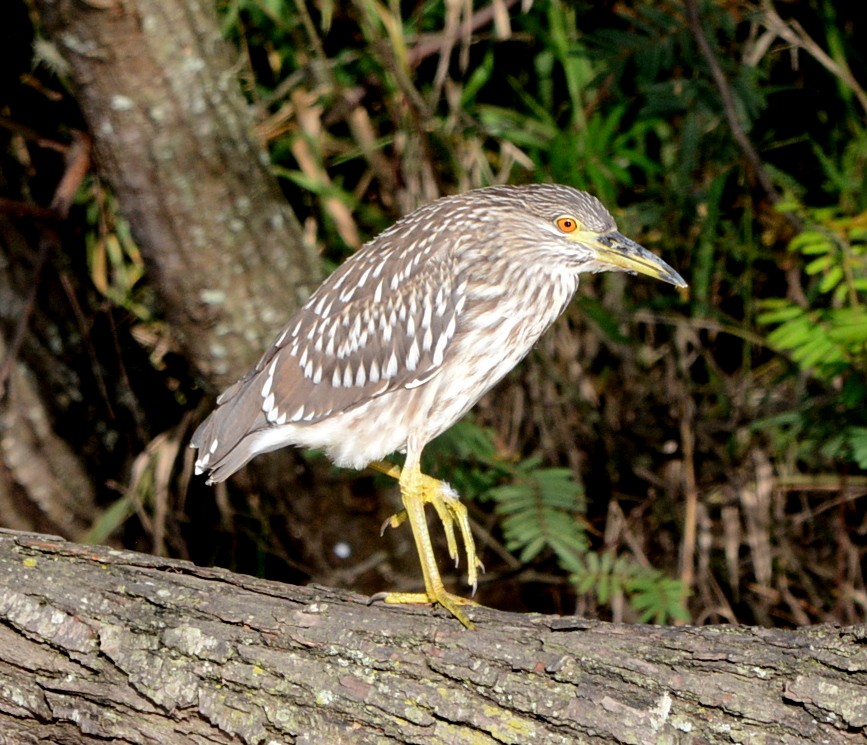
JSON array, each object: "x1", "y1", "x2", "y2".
[
  {"x1": 0, "y1": 528, "x2": 864, "y2": 744},
  {"x1": 26, "y1": 0, "x2": 378, "y2": 587},
  {"x1": 35, "y1": 0, "x2": 321, "y2": 387}
]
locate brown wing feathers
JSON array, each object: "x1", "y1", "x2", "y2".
[{"x1": 192, "y1": 221, "x2": 466, "y2": 480}]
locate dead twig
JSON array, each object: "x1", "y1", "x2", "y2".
[
  {"x1": 683, "y1": 0, "x2": 783, "y2": 208},
  {"x1": 0, "y1": 132, "x2": 92, "y2": 399}
]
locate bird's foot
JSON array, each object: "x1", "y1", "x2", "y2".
[
  {"x1": 369, "y1": 460, "x2": 484, "y2": 628},
  {"x1": 371, "y1": 588, "x2": 479, "y2": 629},
  {"x1": 380, "y1": 474, "x2": 484, "y2": 594}
]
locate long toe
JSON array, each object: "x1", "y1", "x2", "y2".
[
  {"x1": 375, "y1": 589, "x2": 478, "y2": 629},
  {"x1": 419, "y1": 478, "x2": 482, "y2": 590}
]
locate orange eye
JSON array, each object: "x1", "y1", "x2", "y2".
[{"x1": 556, "y1": 216, "x2": 579, "y2": 233}]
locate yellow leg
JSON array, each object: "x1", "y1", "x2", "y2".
[{"x1": 369, "y1": 460, "x2": 483, "y2": 628}]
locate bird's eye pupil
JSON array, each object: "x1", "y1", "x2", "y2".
[{"x1": 556, "y1": 217, "x2": 578, "y2": 233}]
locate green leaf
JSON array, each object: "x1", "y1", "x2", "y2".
[
  {"x1": 789, "y1": 230, "x2": 832, "y2": 255},
  {"x1": 818, "y1": 265, "x2": 844, "y2": 294},
  {"x1": 805, "y1": 255, "x2": 832, "y2": 275},
  {"x1": 847, "y1": 427, "x2": 867, "y2": 469}
]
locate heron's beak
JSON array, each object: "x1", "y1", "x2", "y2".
[{"x1": 579, "y1": 230, "x2": 687, "y2": 289}]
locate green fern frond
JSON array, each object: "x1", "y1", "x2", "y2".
[
  {"x1": 570, "y1": 551, "x2": 690, "y2": 624},
  {"x1": 489, "y1": 466, "x2": 588, "y2": 564}
]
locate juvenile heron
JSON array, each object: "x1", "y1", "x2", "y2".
[{"x1": 191, "y1": 183, "x2": 686, "y2": 627}]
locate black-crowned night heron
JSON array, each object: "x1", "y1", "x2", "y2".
[{"x1": 191, "y1": 183, "x2": 686, "y2": 628}]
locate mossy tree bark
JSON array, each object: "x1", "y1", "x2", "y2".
[
  {"x1": 34, "y1": 0, "x2": 321, "y2": 387},
  {"x1": 0, "y1": 528, "x2": 864, "y2": 744}
]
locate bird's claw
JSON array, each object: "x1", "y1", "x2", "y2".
[{"x1": 380, "y1": 510, "x2": 407, "y2": 536}]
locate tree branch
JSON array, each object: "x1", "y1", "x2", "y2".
[{"x1": 1, "y1": 528, "x2": 864, "y2": 743}]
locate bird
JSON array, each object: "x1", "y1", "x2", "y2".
[{"x1": 191, "y1": 183, "x2": 686, "y2": 628}]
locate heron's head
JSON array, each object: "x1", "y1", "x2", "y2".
[{"x1": 452, "y1": 184, "x2": 687, "y2": 289}]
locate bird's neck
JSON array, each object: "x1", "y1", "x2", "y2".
[{"x1": 473, "y1": 261, "x2": 579, "y2": 338}]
